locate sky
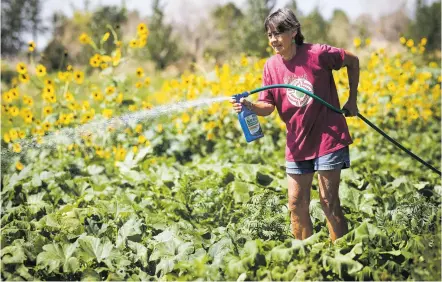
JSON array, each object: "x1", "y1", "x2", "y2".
[{"x1": 33, "y1": 0, "x2": 430, "y2": 48}]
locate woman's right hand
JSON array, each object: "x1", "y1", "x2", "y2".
[{"x1": 230, "y1": 97, "x2": 245, "y2": 113}]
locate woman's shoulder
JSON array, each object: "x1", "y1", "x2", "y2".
[
  {"x1": 263, "y1": 54, "x2": 281, "y2": 69},
  {"x1": 266, "y1": 54, "x2": 280, "y2": 64},
  {"x1": 307, "y1": 43, "x2": 341, "y2": 53},
  {"x1": 304, "y1": 43, "x2": 328, "y2": 53}
]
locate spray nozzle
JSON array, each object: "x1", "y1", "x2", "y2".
[{"x1": 232, "y1": 91, "x2": 250, "y2": 103}]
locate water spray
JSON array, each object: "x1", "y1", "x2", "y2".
[
  {"x1": 1, "y1": 96, "x2": 229, "y2": 161},
  {"x1": 233, "y1": 84, "x2": 441, "y2": 176}
]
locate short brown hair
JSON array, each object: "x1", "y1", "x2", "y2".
[{"x1": 264, "y1": 8, "x2": 304, "y2": 45}]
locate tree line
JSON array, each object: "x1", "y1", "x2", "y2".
[{"x1": 1, "y1": 0, "x2": 440, "y2": 70}]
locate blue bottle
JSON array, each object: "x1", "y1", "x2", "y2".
[{"x1": 233, "y1": 92, "x2": 264, "y2": 143}]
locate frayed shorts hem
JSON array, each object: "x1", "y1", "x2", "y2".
[{"x1": 285, "y1": 146, "x2": 350, "y2": 175}]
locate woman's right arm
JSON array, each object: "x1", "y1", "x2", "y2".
[{"x1": 230, "y1": 98, "x2": 275, "y2": 116}]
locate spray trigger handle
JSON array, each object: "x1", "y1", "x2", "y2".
[{"x1": 233, "y1": 91, "x2": 250, "y2": 103}]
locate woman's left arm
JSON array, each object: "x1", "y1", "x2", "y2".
[{"x1": 341, "y1": 50, "x2": 359, "y2": 116}]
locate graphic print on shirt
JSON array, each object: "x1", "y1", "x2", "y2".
[{"x1": 284, "y1": 74, "x2": 313, "y2": 107}]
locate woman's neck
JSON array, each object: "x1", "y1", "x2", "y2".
[{"x1": 281, "y1": 44, "x2": 297, "y2": 61}]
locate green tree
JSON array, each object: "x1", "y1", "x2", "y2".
[
  {"x1": 408, "y1": 0, "x2": 441, "y2": 52},
  {"x1": 212, "y1": 2, "x2": 243, "y2": 31},
  {"x1": 353, "y1": 14, "x2": 374, "y2": 41},
  {"x1": 40, "y1": 39, "x2": 69, "y2": 71},
  {"x1": 89, "y1": 5, "x2": 127, "y2": 54},
  {"x1": 284, "y1": 0, "x2": 302, "y2": 17},
  {"x1": 241, "y1": 0, "x2": 276, "y2": 57},
  {"x1": 146, "y1": 0, "x2": 181, "y2": 69},
  {"x1": 1, "y1": 0, "x2": 46, "y2": 56},
  {"x1": 45, "y1": 6, "x2": 126, "y2": 67},
  {"x1": 50, "y1": 12, "x2": 68, "y2": 38},
  {"x1": 300, "y1": 8, "x2": 330, "y2": 44},
  {"x1": 1, "y1": 0, "x2": 25, "y2": 56},
  {"x1": 24, "y1": 0, "x2": 47, "y2": 45},
  {"x1": 206, "y1": 2, "x2": 244, "y2": 61},
  {"x1": 328, "y1": 9, "x2": 351, "y2": 48}
]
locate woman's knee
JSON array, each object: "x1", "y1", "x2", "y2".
[
  {"x1": 317, "y1": 170, "x2": 342, "y2": 216},
  {"x1": 319, "y1": 195, "x2": 341, "y2": 216},
  {"x1": 288, "y1": 195, "x2": 310, "y2": 214},
  {"x1": 287, "y1": 173, "x2": 313, "y2": 212}
]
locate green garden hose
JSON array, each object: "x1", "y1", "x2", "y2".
[{"x1": 249, "y1": 84, "x2": 441, "y2": 176}]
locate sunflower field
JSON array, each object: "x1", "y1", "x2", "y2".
[{"x1": 1, "y1": 23, "x2": 441, "y2": 281}]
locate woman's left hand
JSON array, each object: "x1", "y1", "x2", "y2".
[{"x1": 342, "y1": 99, "x2": 358, "y2": 117}]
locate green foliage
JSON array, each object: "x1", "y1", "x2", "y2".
[
  {"x1": 71, "y1": 6, "x2": 127, "y2": 66},
  {"x1": 1, "y1": 114, "x2": 440, "y2": 280},
  {"x1": 207, "y1": 3, "x2": 244, "y2": 61},
  {"x1": 89, "y1": 6, "x2": 127, "y2": 54},
  {"x1": 1, "y1": 2, "x2": 441, "y2": 280},
  {"x1": 207, "y1": 0, "x2": 276, "y2": 59},
  {"x1": 300, "y1": 8, "x2": 330, "y2": 44},
  {"x1": 25, "y1": 0, "x2": 47, "y2": 41},
  {"x1": 239, "y1": 191, "x2": 290, "y2": 241},
  {"x1": 241, "y1": 0, "x2": 276, "y2": 57},
  {"x1": 1, "y1": 0, "x2": 45, "y2": 56},
  {"x1": 284, "y1": 0, "x2": 302, "y2": 16},
  {"x1": 213, "y1": 3, "x2": 244, "y2": 31},
  {"x1": 145, "y1": 0, "x2": 181, "y2": 70},
  {"x1": 40, "y1": 40, "x2": 69, "y2": 72},
  {"x1": 328, "y1": 9, "x2": 352, "y2": 48},
  {"x1": 353, "y1": 14, "x2": 374, "y2": 41},
  {"x1": 1, "y1": 64, "x2": 16, "y2": 87},
  {"x1": 408, "y1": 0, "x2": 441, "y2": 52}
]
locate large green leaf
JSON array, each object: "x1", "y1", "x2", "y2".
[
  {"x1": 339, "y1": 183, "x2": 377, "y2": 216},
  {"x1": 87, "y1": 165, "x2": 105, "y2": 175},
  {"x1": 155, "y1": 256, "x2": 175, "y2": 276},
  {"x1": 81, "y1": 269, "x2": 101, "y2": 281},
  {"x1": 1, "y1": 243, "x2": 26, "y2": 264},
  {"x1": 116, "y1": 218, "x2": 142, "y2": 248},
  {"x1": 322, "y1": 250, "x2": 363, "y2": 278},
  {"x1": 225, "y1": 254, "x2": 247, "y2": 279},
  {"x1": 208, "y1": 237, "x2": 234, "y2": 267},
  {"x1": 147, "y1": 228, "x2": 196, "y2": 277},
  {"x1": 128, "y1": 241, "x2": 148, "y2": 267},
  {"x1": 237, "y1": 165, "x2": 258, "y2": 182},
  {"x1": 31, "y1": 173, "x2": 42, "y2": 187},
  {"x1": 79, "y1": 236, "x2": 113, "y2": 263},
  {"x1": 3, "y1": 164, "x2": 33, "y2": 190},
  {"x1": 229, "y1": 181, "x2": 251, "y2": 203},
  {"x1": 266, "y1": 242, "x2": 294, "y2": 263},
  {"x1": 36, "y1": 241, "x2": 80, "y2": 273}
]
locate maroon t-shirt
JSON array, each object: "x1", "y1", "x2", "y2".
[{"x1": 259, "y1": 43, "x2": 353, "y2": 161}]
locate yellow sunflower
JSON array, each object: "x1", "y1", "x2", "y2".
[
  {"x1": 28, "y1": 41, "x2": 36, "y2": 52},
  {"x1": 74, "y1": 71, "x2": 84, "y2": 84},
  {"x1": 36, "y1": 64, "x2": 47, "y2": 77},
  {"x1": 16, "y1": 62, "x2": 27, "y2": 74}
]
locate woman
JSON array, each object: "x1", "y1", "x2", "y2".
[{"x1": 231, "y1": 8, "x2": 359, "y2": 241}]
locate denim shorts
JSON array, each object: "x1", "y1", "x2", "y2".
[{"x1": 286, "y1": 146, "x2": 350, "y2": 174}]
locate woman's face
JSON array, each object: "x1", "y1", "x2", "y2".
[{"x1": 267, "y1": 26, "x2": 296, "y2": 56}]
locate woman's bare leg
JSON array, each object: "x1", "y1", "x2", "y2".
[
  {"x1": 317, "y1": 169, "x2": 348, "y2": 241},
  {"x1": 287, "y1": 173, "x2": 314, "y2": 239}
]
